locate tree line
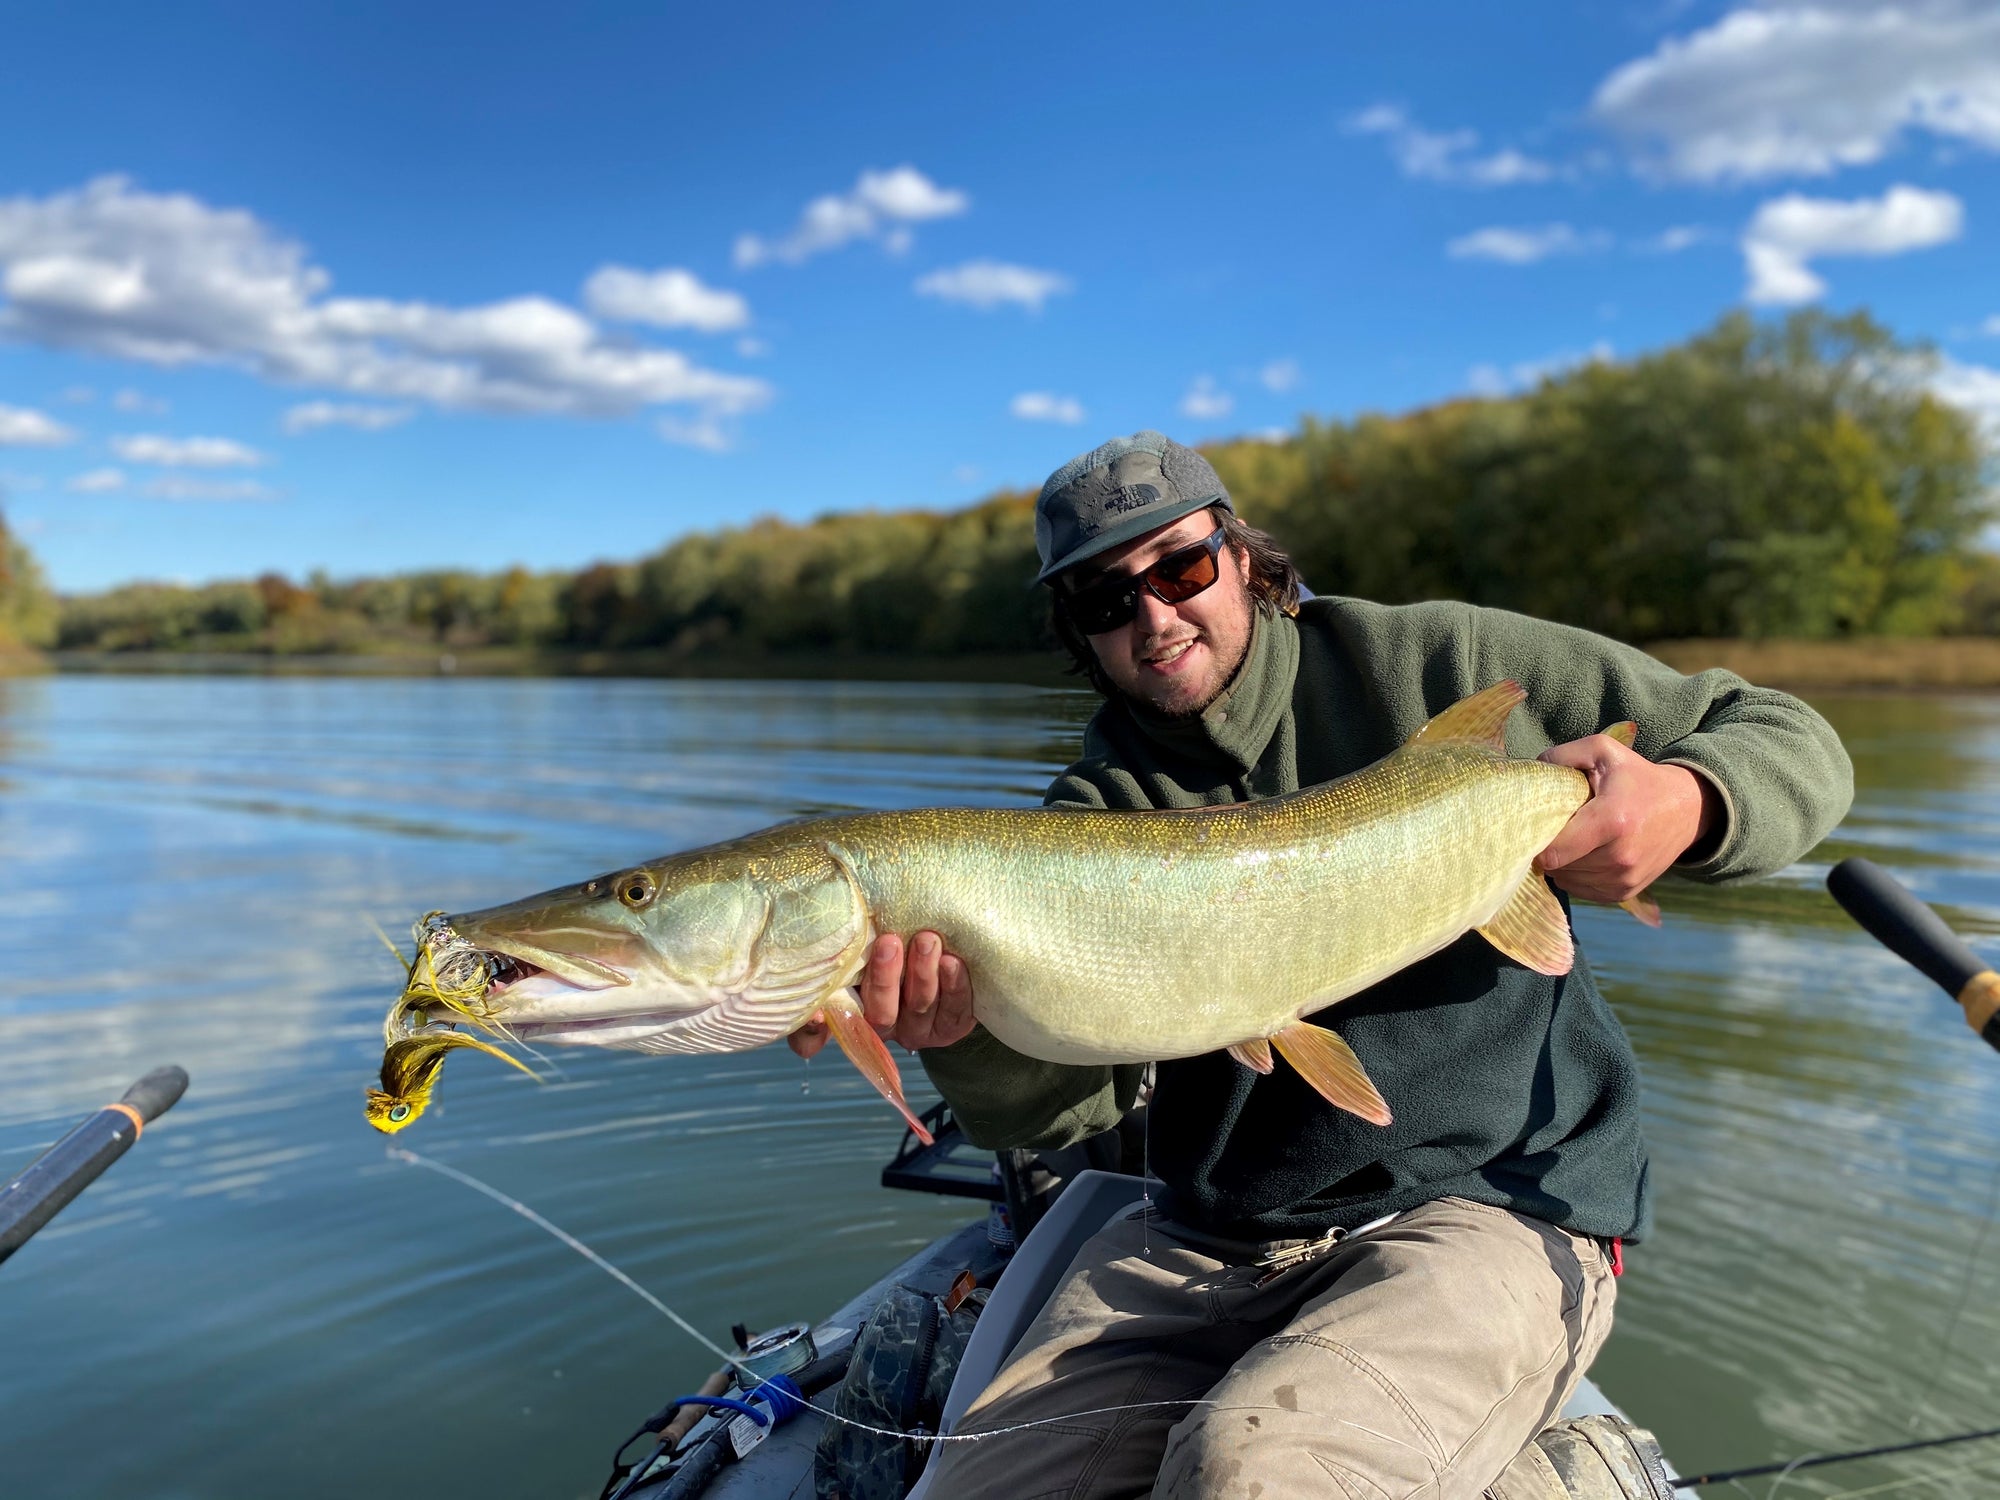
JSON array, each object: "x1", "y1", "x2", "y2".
[{"x1": 39, "y1": 311, "x2": 2000, "y2": 661}]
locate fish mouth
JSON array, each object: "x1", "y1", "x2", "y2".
[
  {"x1": 475, "y1": 940, "x2": 629, "y2": 995},
  {"x1": 419, "y1": 910, "x2": 633, "y2": 999}
]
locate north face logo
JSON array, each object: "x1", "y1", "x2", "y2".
[{"x1": 1105, "y1": 482, "x2": 1160, "y2": 514}]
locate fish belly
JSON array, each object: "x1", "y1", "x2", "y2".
[{"x1": 852, "y1": 752, "x2": 1583, "y2": 1063}]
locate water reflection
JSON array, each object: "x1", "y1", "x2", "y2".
[{"x1": 0, "y1": 678, "x2": 1996, "y2": 1498}]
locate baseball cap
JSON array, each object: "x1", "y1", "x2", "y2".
[{"x1": 1032, "y1": 430, "x2": 1232, "y2": 585}]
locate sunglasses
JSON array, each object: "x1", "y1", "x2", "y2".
[{"x1": 1061, "y1": 528, "x2": 1229, "y2": 635}]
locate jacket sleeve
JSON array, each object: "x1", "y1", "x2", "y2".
[{"x1": 1466, "y1": 604, "x2": 1854, "y2": 884}]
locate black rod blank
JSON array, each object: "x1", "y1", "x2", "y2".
[
  {"x1": 0, "y1": 1066, "x2": 188, "y2": 1266},
  {"x1": 1826, "y1": 857, "x2": 2000, "y2": 1053}
]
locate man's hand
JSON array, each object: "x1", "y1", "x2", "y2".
[
  {"x1": 1537, "y1": 733, "x2": 1719, "y2": 903},
  {"x1": 787, "y1": 931, "x2": 976, "y2": 1059}
]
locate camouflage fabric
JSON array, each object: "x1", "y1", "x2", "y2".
[{"x1": 813, "y1": 1283, "x2": 985, "y2": 1500}]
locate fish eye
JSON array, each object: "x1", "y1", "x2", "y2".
[
  {"x1": 618, "y1": 872, "x2": 657, "y2": 909},
  {"x1": 388, "y1": 1103, "x2": 411, "y2": 1123}
]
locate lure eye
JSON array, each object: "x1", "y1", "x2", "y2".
[
  {"x1": 618, "y1": 872, "x2": 657, "y2": 909},
  {"x1": 388, "y1": 1103, "x2": 412, "y2": 1123}
]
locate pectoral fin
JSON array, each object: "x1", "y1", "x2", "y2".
[
  {"x1": 1270, "y1": 1023, "x2": 1391, "y2": 1126},
  {"x1": 1603, "y1": 719, "x2": 1637, "y2": 748},
  {"x1": 1477, "y1": 869, "x2": 1575, "y2": 976},
  {"x1": 1226, "y1": 1039, "x2": 1274, "y2": 1074},
  {"x1": 818, "y1": 991, "x2": 935, "y2": 1146}
]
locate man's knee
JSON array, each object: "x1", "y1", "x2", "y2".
[{"x1": 1152, "y1": 1413, "x2": 1251, "y2": 1500}]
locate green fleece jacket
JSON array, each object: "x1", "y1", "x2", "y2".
[{"x1": 919, "y1": 597, "x2": 1853, "y2": 1241}]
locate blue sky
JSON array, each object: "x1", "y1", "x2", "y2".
[{"x1": 1, "y1": 1, "x2": 1997, "y2": 592}]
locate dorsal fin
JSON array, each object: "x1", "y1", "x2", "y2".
[{"x1": 1407, "y1": 680, "x2": 1526, "y2": 751}]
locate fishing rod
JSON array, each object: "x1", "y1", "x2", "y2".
[
  {"x1": 1826, "y1": 856, "x2": 2000, "y2": 1053},
  {"x1": 0, "y1": 1065, "x2": 188, "y2": 1267},
  {"x1": 1672, "y1": 1424, "x2": 2000, "y2": 1489},
  {"x1": 1668, "y1": 860, "x2": 2000, "y2": 1490}
]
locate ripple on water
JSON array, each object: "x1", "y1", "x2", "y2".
[{"x1": 2, "y1": 679, "x2": 1998, "y2": 1497}]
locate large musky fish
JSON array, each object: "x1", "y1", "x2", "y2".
[{"x1": 367, "y1": 680, "x2": 1655, "y2": 1137}]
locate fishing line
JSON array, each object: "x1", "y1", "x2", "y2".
[
  {"x1": 1902, "y1": 1151, "x2": 2000, "y2": 1429},
  {"x1": 1672, "y1": 1425, "x2": 2000, "y2": 1491},
  {"x1": 382, "y1": 1145, "x2": 1401, "y2": 1455}
]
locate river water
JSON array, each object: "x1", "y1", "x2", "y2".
[{"x1": 1, "y1": 676, "x2": 1996, "y2": 1498}]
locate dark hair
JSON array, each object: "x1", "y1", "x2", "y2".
[{"x1": 1047, "y1": 505, "x2": 1303, "y2": 698}]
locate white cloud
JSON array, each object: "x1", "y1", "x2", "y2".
[
  {"x1": 59, "y1": 385, "x2": 94, "y2": 403},
  {"x1": 112, "y1": 433, "x2": 266, "y2": 467},
  {"x1": 655, "y1": 414, "x2": 732, "y2": 451},
  {"x1": 1981, "y1": 314, "x2": 2000, "y2": 336},
  {"x1": 1644, "y1": 225, "x2": 1712, "y2": 253},
  {"x1": 141, "y1": 476, "x2": 277, "y2": 501},
  {"x1": 582, "y1": 266, "x2": 749, "y2": 333},
  {"x1": 1932, "y1": 354, "x2": 2000, "y2": 434},
  {"x1": 282, "y1": 401, "x2": 412, "y2": 434},
  {"x1": 1349, "y1": 104, "x2": 1557, "y2": 185},
  {"x1": 1259, "y1": 358, "x2": 1301, "y2": 393},
  {"x1": 0, "y1": 402, "x2": 76, "y2": 445},
  {"x1": 1178, "y1": 376, "x2": 1234, "y2": 421},
  {"x1": 1593, "y1": 4, "x2": 2000, "y2": 182},
  {"x1": 736, "y1": 336, "x2": 770, "y2": 358},
  {"x1": 112, "y1": 387, "x2": 167, "y2": 413},
  {"x1": 914, "y1": 259, "x2": 1073, "y2": 313},
  {"x1": 1447, "y1": 223, "x2": 1610, "y2": 264},
  {"x1": 735, "y1": 166, "x2": 969, "y2": 268},
  {"x1": 1467, "y1": 341, "x2": 1615, "y2": 397},
  {"x1": 0, "y1": 471, "x2": 46, "y2": 491},
  {"x1": 0, "y1": 176, "x2": 770, "y2": 426},
  {"x1": 1741, "y1": 183, "x2": 1962, "y2": 304},
  {"x1": 1009, "y1": 391, "x2": 1085, "y2": 424},
  {"x1": 66, "y1": 467, "x2": 127, "y2": 493}
]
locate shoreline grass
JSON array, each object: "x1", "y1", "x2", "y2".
[{"x1": 35, "y1": 637, "x2": 2000, "y2": 692}]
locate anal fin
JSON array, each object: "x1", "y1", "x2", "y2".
[
  {"x1": 1477, "y1": 870, "x2": 1575, "y2": 976},
  {"x1": 1270, "y1": 1023, "x2": 1391, "y2": 1126},
  {"x1": 817, "y1": 992, "x2": 935, "y2": 1145},
  {"x1": 1226, "y1": 1039, "x2": 1274, "y2": 1074}
]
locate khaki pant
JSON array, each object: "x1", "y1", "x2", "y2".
[{"x1": 926, "y1": 1197, "x2": 1617, "y2": 1500}]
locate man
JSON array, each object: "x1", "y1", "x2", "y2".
[{"x1": 792, "y1": 432, "x2": 1853, "y2": 1498}]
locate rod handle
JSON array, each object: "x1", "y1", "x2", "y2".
[
  {"x1": 1826, "y1": 857, "x2": 2000, "y2": 1053},
  {"x1": 0, "y1": 1065, "x2": 189, "y2": 1266}
]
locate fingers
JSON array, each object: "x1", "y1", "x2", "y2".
[
  {"x1": 903, "y1": 930, "x2": 942, "y2": 1021},
  {"x1": 856, "y1": 930, "x2": 973, "y2": 1051},
  {"x1": 1538, "y1": 798, "x2": 1622, "y2": 874},
  {"x1": 858, "y1": 932, "x2": 903, "y2": 1032},
  {"x1": 1537, "y1": 738, "x2": 1707, "y2": 903},
  {"x1": 929, "y1": 951, "x2": 977, "y2": 1047}
]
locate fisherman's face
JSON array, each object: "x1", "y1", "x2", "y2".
[{"x1": 1066, "y1": 508, "x2": 1256, "y2": 718}]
